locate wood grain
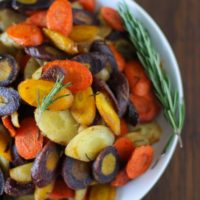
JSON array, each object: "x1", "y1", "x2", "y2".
[{"x1": 138, "y1": 0, "x2": 199, "y2": 199}]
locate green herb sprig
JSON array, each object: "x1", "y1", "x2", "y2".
[
  {"x1": 37, "y1": 76, "x2": 72, "y2": 119},
  {"x1": 118, "y1": 2, "x2": 185, "y2": 152}
]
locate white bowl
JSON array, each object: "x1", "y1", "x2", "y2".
[{"x1": 96, "y1": 0, "x2": 184, "y2": 199}]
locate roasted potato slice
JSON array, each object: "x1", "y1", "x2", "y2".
[
  {"x1": 4, "y1": 178, "x2": 34, "y2": 197},
  {"x1": 130, "y1": 122, "x2": 162, "y2": 144},
  {"x1": 71, "y1": 87, "x2": 96, "y2": 126},
  {"x1": 0, "y1": 9, "x2": 25, "y2": 31},
  {"x1": 35, "y1": 109, "x2": 78, "y2": 145},
  {"x1": 92, "y1": 146, "x2": 120, "y2": 184},
  {"x1": 95, "y1": 92, "x2": 120, "y2": 135},
  {"x1": 65, "y1": 125, "x2": 114, "y2": 162},
  {"x1": 31, "y1": 142, "x2": 60, "y2": 187},
  {"x1": 126, "y1": 132, "x2": 149, "y2": 147},
  {"x1": 62, "y1": 156, "x2": 93, "y2": 189},
  {"x1": 0, "y1": 54, "x2": 19, "y2": 87},
  {"x1": 9, "y1": 163, "x2": 33, "y2": 183},
  {"x1": 0, "y1": 156, "x2": 9, "y2": 174},
  {"x1": 24, "y1": 58, "x2": 40, "y2": 80},
  {"x1": 89, "y1": 184, "x2": 116, "y2": 200}
]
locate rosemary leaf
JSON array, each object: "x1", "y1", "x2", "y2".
[{"x1": 118, "y1": 2, "x2": 185, "y2": 153}]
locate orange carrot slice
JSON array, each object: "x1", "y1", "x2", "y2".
[
  {"x1": 114, "y1": 137, "x2": 135, "y2": 162},
  {"x1": 6, "y1": 23, "x2": 44, "y2": 47},
  {"x1": 120, "y1": 119, "x2": 128, "y2": 136},
  {"x1": 101, "y1": 7, "x2": 124, "y2": 32},
  {"x1": 49, "y1": 177, "x2": 75, "y2": 199},
  {"x1": 26, "y1": 10, "x2": 47, "y2": 28},
  {"x1": 109, "y1": 44, "x2": 126, "y2": 72},
  {"x1": 15, "y1": 118, "x2": 44, "y2": 160},
  {"x1": 111, "y1": 169, "x2": 130, "y2": 187},
  {"x1": 2, "y1": 116, "x2": 16, "y2": 137},
  {"x1": 126, "y1": 145, "x2": 154, "y2": 179},
  {"x1": 42, "y1": 60, "x2": 93, "y2": 93},
  {"x1": 47, "y1": 0, "x2": 73, "y2": 36},
  {"x1": 78, "y1": 0, "x2": 96, "y2": 12}
]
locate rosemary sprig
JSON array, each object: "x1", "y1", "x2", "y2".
[
  {"x1": 37, "y1": 76, "x2": 72, "y2": 119},
  {"x1": 118, "y1": 2, "x2": 185, "y2": 152}
]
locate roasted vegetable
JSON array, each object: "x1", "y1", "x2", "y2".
[
  {"x1": 0, "y1": 87, "x2": 20, "y2": 116},
  {"x1": 9, "y1": 163, "x2": 33, "y2": 184},
  {"x1": 0, "y1": 168, "x2": 4, "y2": 196},
  {"x1": 69, "y1": 25, "x2": 99, "y2": 42},
  {"x1": 24, "y1": 58, "x2": 40, "y2": 80},
  {"x1": 130, "y1": 122, "x2": 162, "y2": 145},
  {"x1": 4, "y1": 178, "x2": 34, "y2": 197},
  {"x1": 65, "y1": 125, "x2": 114, "y2": 162},
  {"x1": 31, "y1": 141, "x2": 60, "y2": 187},
  {"x1": 92, "y1": 77, "x2": 118, "y2": 112},
  {"x1": 25, "y1": 44, "x2": 67, "y2": 61},
  {"x1": 43, "y1": 28, "x2": 78, "y2": 55},
  {"x1": 35, "y1": 109, "x2": 78, "y2": 145},
  {"x1": 0, "y1": 32, "x2": 21, "y2": 49},
  {"x1": 71, "y1": 87, "x2": 96, "y2": 126},
  {"x1": 108, "y1": 72, "x2": 129, "y2": 117},
  {"x1": 74, "y1": 188, "x2": 87, "y2": 200},
  {"x1": 126, "y1": 132, "x2": 149, "y2": 147},
  {"x1": 0, "y1": 130, "x2": 12, "y2": 161},
  {"x1": 34, "y1": 181, "x2": 54, "y2": 200},
  {"x1": 73, "y1": 52, "x2": 108, "y2": 75},
  {"x1": 32, "y1": 67, "x2": 43, "y2": 80},
  {"x1": 62, "y1": 156, "x2": 93, "y2": 189},
  {"x1": 73, "y1": 8, "x2": 98, "y2": 25},
  {"x1": 12, "y1": 0, "x2": 54, "y2": 11},
  {"x1": 89, "y1": 184, "x2": 116, "y2": 200},
  {"x1": 90, "y1": 40, "x2": 118, "y2": 73},
  {"x1": 0, "y1": 55, "x2": 19, "y2": 86},
  {"x1": 16, "y1": 195, "x2": 34, "y2": 200},
  {"x1": 18, "y1": 79, "x2": 73, "y2": 111},
  {"x1": 95, "y1": 68, "x2": 110, "y2": 82},
  {"x1": 95, "y1": 92, "x2": 120, "y2": 135},
  {"x1": 0, "y1": 9, "x2": 25, "y2": 31},
  {"x1": 125, "y1": 101, "x2": 139, "y2": 126},
  {"x1": 0, "y1": 156, "x2": 9, "y2": 174},
  {"x1": 11, "y1": 145, "x2": 27, "y2": 167},
  {"x1": 92, "y1": 146, "x2": 120, "y2": 184}
]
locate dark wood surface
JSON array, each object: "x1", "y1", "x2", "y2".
[{"x1": 138, "y1": 0, "x2": 198, "y2": 200}]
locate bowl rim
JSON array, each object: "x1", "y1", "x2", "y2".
[{"x1": 114, "y1": 0, "x2": 184, "y2": 199}]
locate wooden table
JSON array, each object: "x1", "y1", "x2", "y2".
[{"x1": 138, "y1": 0, "x2": 198, "y2": 199}]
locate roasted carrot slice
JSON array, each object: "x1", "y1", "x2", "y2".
[
  {"x1": 114, "y1": 137, "x2": 135, "y2": 162},
  {"x1": 120, "y1": 119, "x2": 128, "y2": 136},
  {"x1": 133, "y1": 78, "x2": 151, "y2": 97},
  {"x1": 15, "y1": 118, "x2": 44, "y2": 160},
  {"x1": 101, "y1": 7, "x2": 124, "y2": 32},
  {"x1": 47, "y1": 0, "x2": 73, "y2": 36},
  {"x1": 42, "y1": 60, "x2": 93, "y2": 93},
  {"x1": 95, "y1": 92, "x2": 120, "y2": 135},
  {"x1": 108, "y1": 44, "x2": 125, "y2": 72},
  {"x1": 2, "y1": 116, "x2": 16, "y2": 137},
  {"x1": 49, "y1": 177, "x2": 75, "y2": 199},
  {"x1": 126, "y1": 145, "x2": 154, "y2": 179},
  {"x1": 130, "y1": 94, "x2": 160, "y2": 123},
  {"x1": 111, "y1": 169, "x2": 130, "y2": 187},
  {"x1": 124, "y1": 60, "x2": 147, "y2": 93},
  {"x1": 6, "y1": 23, "x2": 44, "y2": 47},
  {"x1": 78, "y1": 0, "x2": 96, "y2": 12},
  {"x1": 26, "y1": 10, "x2": 47, "y2": 28}
]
